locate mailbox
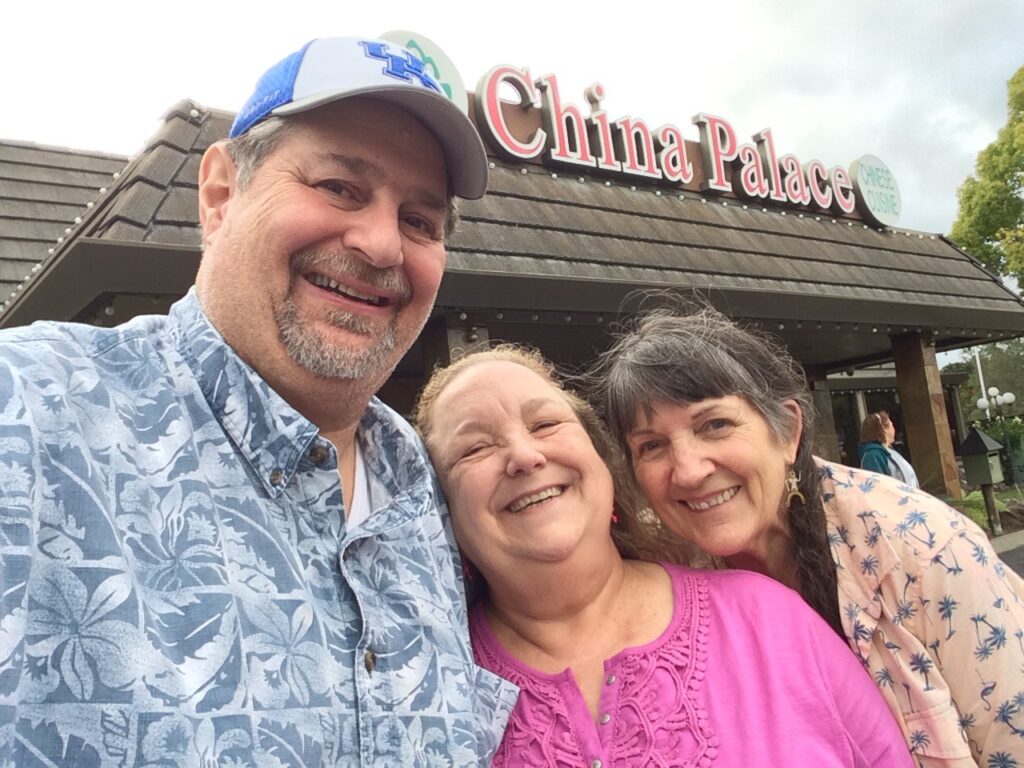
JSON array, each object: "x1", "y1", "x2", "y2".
[{"x1": 959, "y1": 427, "x2": 1004, "y2": 485}]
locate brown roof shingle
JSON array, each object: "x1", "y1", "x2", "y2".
[{"x1": 0, "y1": 140, "x2": 126, "y2": 298}]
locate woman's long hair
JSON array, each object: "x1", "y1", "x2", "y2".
[{"x1": 587, "y1": 301, "x2": 843, "y2": 637}]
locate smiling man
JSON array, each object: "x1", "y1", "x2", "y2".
[{"x1": 0, "y1": 37, "x2": 516, "y2": 766}]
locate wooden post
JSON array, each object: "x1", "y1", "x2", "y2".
[
  {"x1": 981, "y1": 483, "x2": 1003, "y2": 535},
  {"x1": 891, "y1": 332, "x2": 962, "y2": 499}
]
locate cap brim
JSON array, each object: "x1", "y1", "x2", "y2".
[{"x1": 273, "y1": 85, "x2": 489, "y2": 199}]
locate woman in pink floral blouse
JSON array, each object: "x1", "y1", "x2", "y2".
[
  {"x1": 590, "y1": 304, "x2": 1024, "y2": 768},
  {"x1": 415, "y1": 345, "x2": 912, "y2": 767}
]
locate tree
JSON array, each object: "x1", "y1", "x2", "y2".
[
  {"x1": 950, "y1": 66, "x2": 1024, "y2": 279},
  {"x1": 945, "y1": 339, "x2": 1024, "y2": 422}
]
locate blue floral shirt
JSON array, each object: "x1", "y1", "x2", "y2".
[{"x1": 0, "y1": 291, "x2": 517, "y2": 767}]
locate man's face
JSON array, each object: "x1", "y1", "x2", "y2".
[{"x1": 196, "y1": 98, "x2": 449, "y2": 394}]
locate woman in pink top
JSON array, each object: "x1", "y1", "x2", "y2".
[{"x1": 414, "y1": 346, "x2": 912, "y2": 767}]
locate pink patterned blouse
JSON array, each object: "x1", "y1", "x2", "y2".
[{"x1": 471, "y1": 563, "x2": 913, "y2": 767}]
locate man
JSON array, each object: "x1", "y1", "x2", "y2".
[{"x1": 0, "y1": 37, "x2": 516, "y2": 766}]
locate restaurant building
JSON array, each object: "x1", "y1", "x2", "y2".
[{"x1": 2, "y1": 47, "x2": 1023, "y2": 499}]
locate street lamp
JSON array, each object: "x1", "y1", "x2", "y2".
[
  {"x1": 977, "y1": 387, "x2": 1017, "y2": 414},
  {"x1": 977, "y1": 386, "x2": 1017, "y2": 483}
]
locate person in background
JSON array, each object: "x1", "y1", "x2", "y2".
[
  {"x1": 590, "y1": 304, "x2": 1024, "y2": 767},
  {"x1": 0, "y1": 37, "x2": 515, "y2": 765},
  {"x1": 859, "y1": 411, "x2": 920, "y2": 488},
  {"x1": 414, "y1": 345, "x2": 914, "y2": 768}
]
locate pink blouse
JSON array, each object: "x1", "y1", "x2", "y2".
[{"x1": 471, "y1": 564, "x2": 913, "y2": 767}]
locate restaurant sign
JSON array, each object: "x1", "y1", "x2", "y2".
[{"x1": 474, "y1": 66, "x2": 900, "y2": 227}]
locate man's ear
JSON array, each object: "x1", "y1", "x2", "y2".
[
  {"x1": 781, "y1": 399, "x2": 804, "y2": 464},
  {"x1": 198, "y1": 142, "x2": 237, "y2": 243}
]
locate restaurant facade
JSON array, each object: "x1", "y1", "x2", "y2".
[{"x1": 2, "y1": 42, "x2": 1023, "y2": 499}]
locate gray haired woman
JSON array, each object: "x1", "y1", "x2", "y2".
[{"x1": 588, "y1": 305, "x2": 1024, "y2": 767}]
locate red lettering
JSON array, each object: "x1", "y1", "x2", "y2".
[
  {"x1": 654, "y1": 124, "x2": 694, "y2": 184},
  {"x1": 693, "y1": 113, "x2": 738, "y2": 193},
  {"x1": 536, "y1": 73, "x2": 595, "y2": 168},
  {"x1": 753, "y1": 128, "x2": 787, "y2": 203},
  {"x1": 804, "y1": 160, "x2": 833, "y2": 209},
  {"x1": 780, "y1": 154, "x2": 811, "y2": 206},
  {"x1": 473, "y1": 65, "x2": 545, "y2": 161},
  {"x1": 584, "y1": 83, "x2": 622, "y2": 172},
  {"x1": 830, "y1": 166, "x2": 856, "y2": 215},
  {"x1": 733, "y1": 143, "x2": 769, "y2": 199},
  {"x1": 614, "y1": 116, "x2": 662, "y2": 179}
]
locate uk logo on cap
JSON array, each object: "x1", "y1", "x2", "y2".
[
  {"x1": 228, "y1": 36, "x2": 490, "y2": 199},
  {"x1": 358, "y1": 41, "x2": 442, "y2": 93}
]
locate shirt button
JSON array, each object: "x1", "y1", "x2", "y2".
[
  {"x1": 364, "y1": 650, "x2": 376, "y2": 674},
  {"x1": 309, "y1": 445, "x2": 329, "y2": 465},
  {"x1": 269, "y1": 469, "x2": 284, "y2": 486},
  {"x1": 591, "y1": 760, "x2": 602, "y2": 768},
  {"x1": 605, "y1": 674, "x2": 616, "y2": 685},
  {"x1": 599, "y1": 713, "x2": 611, "y2": 724}
]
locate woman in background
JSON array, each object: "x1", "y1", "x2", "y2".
[
  {"x1": 415, "y1": 345, "x2": 912, "y2": 768},
  {"x1": 859, "y1": 411, "x2": 919, "y2": 488}
]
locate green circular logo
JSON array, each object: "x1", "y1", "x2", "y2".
[{"x1": 850, "y1": 154, "x2": 901, "y2": 228}]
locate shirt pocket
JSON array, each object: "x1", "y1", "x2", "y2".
[{"x1": 902, "y1": 698, "x2": 974, "y2": 763}]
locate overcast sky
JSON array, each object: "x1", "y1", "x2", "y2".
[{"x1": 2, "y1": 0, "x2": 1020, "y2": 235}]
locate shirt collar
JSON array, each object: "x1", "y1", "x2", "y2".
[
  {"x1": 168, "y1": 289, "x2": 319, "y2": 496},
  {"x1": 356, "y1": 396, "x2": 441, "y2": 524}
]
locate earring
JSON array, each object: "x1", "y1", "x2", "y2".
[
  {"x1": 785, "y1": 466, "x2": 805, "y2": 506},
  {"x1": 611, "y1": 509, "x2": 620, "y2": 524}
]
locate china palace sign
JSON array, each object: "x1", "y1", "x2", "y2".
[{"x1": 473, "y1": 66, "x2": 901, "y2": 228}]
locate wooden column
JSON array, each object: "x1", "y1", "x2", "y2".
[
  {"x1": 806, "y1": 367, "x2": 841, "y2": 462},
  {"x1": 891, "y1": 333, "x2": 962, "y2": 499}
]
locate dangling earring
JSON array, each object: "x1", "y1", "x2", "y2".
[{"x1": 785, "y1": 466, "x2": 805, "y2": 506}]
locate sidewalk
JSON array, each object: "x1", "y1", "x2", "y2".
[{"x1": 992, "y1": 529, "x2": 1024, "y2": 576}]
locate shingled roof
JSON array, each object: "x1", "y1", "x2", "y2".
[
  {"x1": 0, "y1": 140, "x2": 126, "y2": 299},
  {"x1": 2, "y1": 99, "x2": 1022, "y2": 371},
  {"x1": 73, "y1": 99, "x2": 221, "y2": 247},
  {"x1": 0, "y1": 101, "x2": 226, "y2": 325},
  {"x1": 441, "y1": 161, "x2": 1024, "y2": 366}
]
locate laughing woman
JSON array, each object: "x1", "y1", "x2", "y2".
[
  {"x1": 589, "y1": 305, "x2": 1024, "y2": 768},
  {"x1": 414, "y1": 346, "x2": 912, "y2": 768}
]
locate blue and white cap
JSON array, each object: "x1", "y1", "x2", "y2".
[{"x1": 230, "y1": 37, "x2": 488, "y2": 199}]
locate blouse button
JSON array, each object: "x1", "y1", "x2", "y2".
[
  {"x1": 591, "y1": 760, "x2": 602, "y2": 768},
  {"x1": 605, "y1": 674, "x2": 616, "y2": 685},
  {"x1": 599, "y1": 713, "x2": 611, "y2": 725}
]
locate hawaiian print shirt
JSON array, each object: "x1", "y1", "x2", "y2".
[
  {"x1": 820, "y1": 460, "x2": 1024, "y2": 768},
  {"x1": 0, "y1": 291, "x2": 517, "y2": 767}
]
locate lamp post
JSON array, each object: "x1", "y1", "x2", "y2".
[{"x1": 977, "y1": 386, "x2": 1017, "y2": 483}]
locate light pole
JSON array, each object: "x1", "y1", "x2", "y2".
[{"x1": 977, "y1": 386, "x2": 1017, "y2": 482}]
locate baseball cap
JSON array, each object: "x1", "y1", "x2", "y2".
[{"x1": 229, "y1": 37, "x2": 489, "y2": 199}]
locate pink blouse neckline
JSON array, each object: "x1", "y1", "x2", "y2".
[{"x1": 469, "y1": 562, "x2": 684, "y2": 682}]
